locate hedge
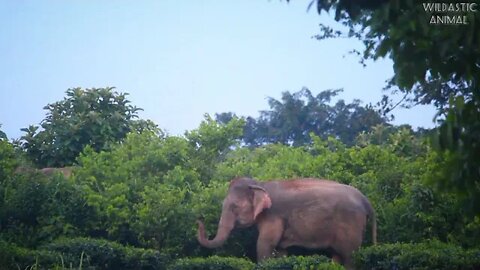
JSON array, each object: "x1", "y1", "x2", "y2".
[
  {"x1": 0, "y1": 238, "x2": 170, "y2": 270},
  {"x1": 254, "y1": 255, "x2": 344, "y2": 270},
  {"x1": 43, "y1": 237, "x2": 171, "y2": 269},
  {"x1": 168, "y1": 255, "x2": 255, "y2": 270},
  {"x1": 6, "y1": 238, "x2": 480, "y2": 270},
  {"x1": 168, "y1": 255, "x2": 344, "y2": 270},
  {"x1": 353, "y1": 240, "x2": 480, "y2": 270},
  {"x1": 0, "y1": 240, "x2": 62, "y2": 270}
]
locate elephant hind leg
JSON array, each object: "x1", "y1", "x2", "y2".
[
  {"x1": 330, "y1": 240, "x2": 361, "y2": 269},
  {"x1": 331, "y1": 253, "x2": 343, "y2": 264},
  {"x1": 342, "y1": 256, "x2": 355, "y2": 270},
  {"x1": 332, "y1": 222, "x2": 364, "y2": 269},
  {"x1": 332, "y1": 240, "x2": 360, "y2": 270},
  {"x1": 330, "y1": 251, "x2": 354, "y2": 270}
]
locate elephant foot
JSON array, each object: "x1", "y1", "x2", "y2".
[
  {"x1": 273, "y1": 248, "x2": 287, "y2": 257},
  {"x1": 332, "y1": 254, "x2": 342, "y2": 264}
]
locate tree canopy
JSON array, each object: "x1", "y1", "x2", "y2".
[
  {"x1": 304, "y1": 0, "x2": 480, "y2": 214},
  {"x1": 19, "y1": 87, "x2": 156, "y2": 167},
  {"x1": 216, "y1": 88, "x2": 388, "y2": 147}
]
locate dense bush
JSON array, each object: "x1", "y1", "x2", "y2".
[
  {"x1": 44, "y1": 237, "x2": 171, "y2": 269},
  {"x1": 353, "y1": 241, "x2": 480, "y2": 270},
  {"x1": 168, "y1": 256, "x2": 255, "y2": 270},
  {"x1": 254, "y1": 255, "x2": 344, "y2": 270},
  {"x1": 0, "y1": 237, "x2": 170, "y2": 270},
  {"x1": 214, "y1": 133, "x2": 472, "y2": 246},
  {"x1": 2, "y1": 111, "x2": 480, "y2": 268},
  {"x1": 0, "y1": 172, "x2": 92, "y2": 247},
  {"x1": 0, "y1": 240, "x2": 63, "y2": 270},
  {"x1": 169, "y1": 255, "x2": 343, "y2": 270},
  {"x1": 18, "y1": 87, "x2": 154, "y2": 167},
  {"x1": 0, "y1": 138, "x2": 17, "y2": 181}
]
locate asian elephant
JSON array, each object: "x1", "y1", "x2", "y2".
[
  {"x1": 40, "y1": 167, "x2": 73, "y2": 178},
  {"x1": 197, "y1": 177, "x2": 376, "y2": 270},
  {"x1": 14, "y1": 166, "x2": 73, "y2": 178}
]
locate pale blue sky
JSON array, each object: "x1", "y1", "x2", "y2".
[{"x1": 0, "y1": 0, "x2": 436, "y2": 139}]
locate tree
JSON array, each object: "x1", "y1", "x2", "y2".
[
  {"x1": 20, "y1": 87, "x2": 154, "y2": 167},
  {"x1": 0, "y1": 124, "x2": 7, "y2": 141},
  {"x1": 0, "y1": 137, "x2": 17, "y2": 182},
  {"x1": 300, "y1": 0, "x2": 480, "y2": 214},
  {"x1": 186, "y1": 114, "x2": 245, "y2": 183},
  {"x1": 217, "y1": 88, "x2": 387, "y2": 146}
]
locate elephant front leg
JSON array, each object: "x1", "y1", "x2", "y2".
[
  {"x1": 256, "y1": 239, "x2": 276, "y2": 261},
  {"x1": 273, "y1": 248, "x2": 288, "y2": 257},
  {"x1": 256, "y1": 216, "x2": 284, "y2": 262}
]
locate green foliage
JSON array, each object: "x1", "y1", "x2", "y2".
[
  {"x1": 215, "y1": 143, "x2": 319, "y2": 180},
  {"x1": 186, "y1": 114, "x2": 245, "y2": 183},
  {"x1": 72, "y1": 116, "x2": 245, "y2": 254},
  {"x1": 218, "y1": 88, "x2": 387, "y2": 147},
  {"x1": 215, "y1": 133, "x2": 477, "y2": 246},
  {"x1": 44, "y1": 237, "x2": 170, "y2": 270},
  {"x1": 0, "y1": 240, "x2": 63, "y2": 270},
  {"x1": 1, "y1": 172, "x2": 91, "y2": 247},
  {"x1": 255, "y1": 255, "x2": 343, "y2": 270},
  {"x1": 356, "y1": 124, "x2": 429, "y2": 158},
  {"x1": 433, "y1": 95, "x2": 480, "y2": 214},
  {"x1": 3, "y1": 101, "x2": 480, "y2": 267},
  {"x1": 0, "y1": 238, "x2": 170, "y2": 270},
  {"x1": 0, "y1": 124, "x2": 7, "y2": 140},
  {"x1": 168, "y1": 256, "x2": 255, "y2": 270},
  {"x1": 306, "y1": 0, "x2": 480, "y2": 216},
  {"x1": 353, "y1": 241, "x2": 480, "y2": 270},
  {"x1": 0, "y1": 138, "x2": 17, "y2": 182},
  {"x1": 168, "y1": 255, "x2": 343, "y2": 270},
  {"x1": 310, "y1": 0, "x2": 479, "y2": 93},
  {"x1": 74, "y1": 131, "x2": 198, "y2": 248},
  {"x1": 19, "y1": 87, "x2": 154, "y2": 167}
]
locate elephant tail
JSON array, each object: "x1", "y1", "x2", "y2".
[{"x1": 363, "y1": 197, "x2": 377, "y2": 245}]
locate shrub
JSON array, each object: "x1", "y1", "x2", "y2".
[
  {"x1": 0, "y1": 171, "x2": 92, "y2": 247},
  {"x1": 168, "y1": 255, "x2": 344, "y2": 270},
  {"x1": 0, "y1": 240, "x2": 63, "y2": 270},
  {"x1": 0, "y1": 238, "x2": 172, "y2": 270},
  {"x1": 254, "y1": 255, "x2": 344, "y2": 270},
  {"x1": 168, "y1": 255, "x2": 255, "y2": 270},
  {"x1": 0, "y1": 139, "x2": 17, "y2": 181},
  {"x1": 354, "y1": 240, "x2": 480, "y2": 270},
  {"x1": 464, "y1": 248, "x2": 480, "y2": 269},
  {"x1": 43, "y1": 237, "x2": 171, "y2": 269}
]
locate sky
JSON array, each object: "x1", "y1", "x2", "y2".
[{"x1": 0, "y1": 0, "x2": 437, "y2": 140}]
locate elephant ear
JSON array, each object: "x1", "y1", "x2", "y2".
[{"x1": 249, "y1": 185, "x2": 272, "y2": 220}]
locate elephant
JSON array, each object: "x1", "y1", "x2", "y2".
[
  {"x1": 39, "y1": 167, "x2": 73, "y2": 178},
  {"x1": 197, "y1": 177, "x2": 376, "y2": 270},
  {"x1": 14, "y1": 166, "x2": 74, "y2": 178}
]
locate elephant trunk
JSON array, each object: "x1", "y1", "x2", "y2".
[{"x1": 197, "y1": 207, "x2": 234, "y2": 248}]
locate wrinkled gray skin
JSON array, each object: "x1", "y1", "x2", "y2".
[
  {"x1": 15, "y1": 166, "x2": 73, "y2": 178},
  {"x1": 39, "y1": 167, "x2": 73, "y2": 178},
  {"x1": 197, "y1": 177, "x2": 376, "y2": 270}
]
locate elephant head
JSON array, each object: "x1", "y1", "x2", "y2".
[{"x1": 197, "y1": 178, "x2": 272, "y2": 248}]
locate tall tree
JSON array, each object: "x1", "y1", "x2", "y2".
[
  {"x1": 20, "y1": 87, "x2": 154, "y2": 167},
  {"x1": 217, "y1": 88, "x2": 388, "y2": 146},
  {"x1": 301, "y1": 0, "x2": 480, "y2": 213},
  {"x1": 0, "y1": 124, "x2": 7, "y2": 141}
]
